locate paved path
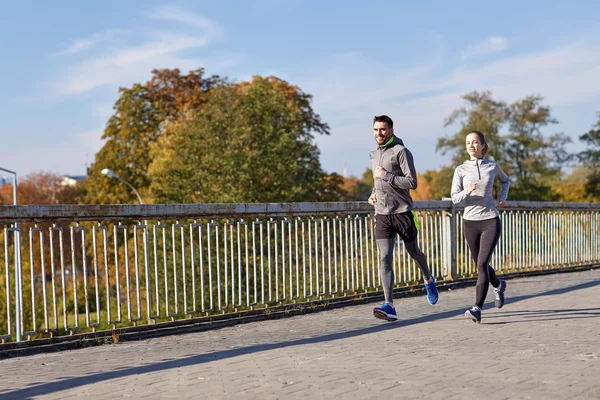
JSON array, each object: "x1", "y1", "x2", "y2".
[{"x1": 0, "y1": 269, "x2": 599, "y2": 400}]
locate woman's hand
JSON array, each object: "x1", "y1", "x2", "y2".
[
  {"x1": 498, "y1": 199, "x2": 506, "y2": 208},
  {"x1": 467, "y1": 183, "x2": 476, "y2": 195}
]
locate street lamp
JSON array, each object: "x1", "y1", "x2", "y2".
[
  {"x1": 0, "y1": 167, "x2": 22, "y2": 342},
  {"x1": 101, "y1": 168, "x2": 144, "y2": 204}
]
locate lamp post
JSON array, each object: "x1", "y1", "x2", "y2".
[
  {"x1": 0, "y1": 167, "x2": 22, "y2": 342},
  {"x1": 101, "y1": 169, "x2": 144, "y2": 204},
  {"x1": 101, "y1": 170, "x2": 149, "y2": 313}
]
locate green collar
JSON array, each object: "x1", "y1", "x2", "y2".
[{"x1": 380, "y1": 136, "x2": 394, "y2": 147}]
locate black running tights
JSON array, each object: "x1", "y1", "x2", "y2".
[{"x1": 463, "y1": 217, "x2": 501, "y2": 308}]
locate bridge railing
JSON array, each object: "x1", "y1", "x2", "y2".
[{"x1": 0, "y1": 201, "x2": 598, "y2": 342}]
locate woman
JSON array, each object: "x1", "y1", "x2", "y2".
[{"x1": 451, "y1": 130, "x2": 510, "y2": 323}]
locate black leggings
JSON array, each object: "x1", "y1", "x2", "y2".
[{"x1": 463, "y1": 217, "x2": 501, "y2": 308}]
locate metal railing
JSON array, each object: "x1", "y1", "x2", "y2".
[{"x1": 0, "y1": 201, "x2": 598, "y2": 343}]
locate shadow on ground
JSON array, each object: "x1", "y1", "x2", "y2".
[{"x1": 2, "y1": 278, "x2": 599, "y2": 399}]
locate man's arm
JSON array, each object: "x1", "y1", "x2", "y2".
[{"x1": 378, "y1": 148, "x2": 417, "y2": 190}]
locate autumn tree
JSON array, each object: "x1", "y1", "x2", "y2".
[
  {"x1": 410, "y1": 174, "x2": 433, "y2": 200},
  {"x1": 148, "y1": 76, "x2": 333, "y2": 203},
  {"x1": 551, "y1": 166, "x2": 599, "y2": 202},
  {"x1": 0, "y1": 172, "x2": 82, "y2": 205},
  {"x1": 83, "y1": 68, "x2": 225, "y2": 204},
  {"x1": 438, "y1": 91, "x2": 572, "y2": 201},
  {"x1": 438, "y1": 91, "x2": 509, "y2": 166},
  {"x1": 503, "y1": 96, "x2": 571, "y2": 200},
  {"x1": 337, "y1": 170, "x2": 372, "y2": 201},
  {"x1": 422, "y1": 167, "x2": 454, "y2": 200}
]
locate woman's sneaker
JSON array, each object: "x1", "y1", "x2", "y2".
[
  {"x1": 373, "y1": 303, "x2": 398, "y2": 321},
  {"x1": 494, "y1": 280, "x2": 507, "y2": 308},
  {"x1": 425, "y1": 277, "x2": 439, "y2": 305},
  {"x1": 465, "y1": 306, "x2": 481, "y2": 323}
]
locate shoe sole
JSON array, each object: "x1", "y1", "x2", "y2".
[
  {"x1": 373, "y1": 309, "x2": 398, "y2": 322},
  {"x1": 464, "y1": 310, "x2": 481, "y2": 323}
]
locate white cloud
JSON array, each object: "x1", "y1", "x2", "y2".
[
  {"x1": 461, "y1": 37, "x2": 507, "y2": 60},
  {"x1": 446, "y1": 41, "x2": 600, "y2": 106},
  {"x1": 297, "y1": 40, "x2": 600, "y2": 176},
  {"x1": 51, "y1": 7, "x2": 225, "y2": 97},
  {"x1": 148, "y1": 5, "x2": 223, "y2": 38},
  {"x1": 56, "y1": 29, "x2": 128, "y2": 56},
  {"x1": 53, "y1": 41, "x2": 208, "y2": 96}
]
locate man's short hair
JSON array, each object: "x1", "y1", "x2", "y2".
[{"x1": 373, "y1": 115, "x2": 393, "y2": 128}]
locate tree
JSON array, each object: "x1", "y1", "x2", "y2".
[
  {"x1": 83, "y1": 68, "x2": 225, "y2": 204},
  {"x1": 337, "y1": 170, "x2": 372, "y2": 201},
  {"x1": 422, "y1": 167, "x2": 454, "y2": 200},
  {"x1": 148, "y1": 76, "x2": 332, "y2": 203},
  {"x1": 578, "y1": 113, "x2": 600, "y2": 198},
  {"x1": 438, "y1": 91, "x2": 572, "y2": 201},
  {"x1": 0, "y1": 172, "x2": 83, "y2": 338},
  {"x1": 438, "y1": 91, "x2": 509, "y2": 166},
  {"x1": 411, "y1": 174, "x2": 433, "y2": 200},
  {"x1": 503, "y1": 96, "x2": 571, "y2": 200},
  {"x1": 0, "y1": 172, "x2": 82, "y2": 205},
  {"x1": 551, "y1": 166, "x2": 597, "y2": 202}
]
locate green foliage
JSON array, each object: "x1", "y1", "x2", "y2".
[
  {"x1": 360, "y1": 168, "x2": 374, "y2": 197},
  {"x1": 83, "y1": 68, "x2": 224, "y2": 204},
  {"x1": 438, "y1": 91, "x2": 572, "y2": 201},
  {"x1": 148, "y1": 76, "x2": 333, "y2": 203},
  {"x1": 551, "y1": 165, "x2": 599, "y2": 202},
  {"x1": 422, "y1": 167, "x2": 454, "y2": 200},
  {"x1": 503, "y1": 96, "x2": 571, "y2": 200},
  {"x1": 439, "y1": 91, "x2": 509, "y2": 166},
  {"x1": 578, "y1": 113, "x2": 600, "y2": 198}
]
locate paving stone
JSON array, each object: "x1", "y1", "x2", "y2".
[{"x1": 0, "y1": 269, "x2": 598, "y2": 399}]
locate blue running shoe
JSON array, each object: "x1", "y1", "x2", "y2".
[
  {"x1": 465, "y1": 306, "x2": 481, "y2": 323},
  {"x1": 373, "y1": 303, "x2": 398, "y2": 321},
  {"x1": 425, "y1": 277, "x2": 439, "y2": 305}
]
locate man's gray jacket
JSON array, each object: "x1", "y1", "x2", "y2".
[{"x1": 370, "y1": 136, "x2": 417, "y2": 215}]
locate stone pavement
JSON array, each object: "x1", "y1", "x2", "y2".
[{"x1": 0, "y1": 268, "x2": 599, "y2": 400}]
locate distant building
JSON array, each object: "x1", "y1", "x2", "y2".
[{"x1": 60, "y1": 175, "x2": 86, "y2": 187}]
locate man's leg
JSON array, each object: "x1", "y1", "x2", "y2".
[
  {"x1": 404, "y1": 239, "x2": 438, "y2": 305},
  {"x1": 377, "y1": 237, "x2": 396, "y2": 304},
  {"x1": 373, "y1": 215, "x2": 398, "y2": 321},
  {"x1": 404, "y1": 239, "x2": 432, "y2": 280}
]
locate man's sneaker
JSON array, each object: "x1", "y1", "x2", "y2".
[
  {"x1": 465, "y1": 306, "x2": 481, "y2": 323},
  {"x1": 425, "y1": 277, "x2": 439, "y2": 305},
  {"x1": 494, "y1": 280, "x2": 507, "y2": 308},
  {"x1": 373, "y1": 303, "x2": 398, "y2": 321}
]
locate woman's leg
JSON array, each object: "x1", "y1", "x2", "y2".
[{"x1": 473, "y1": 218, "x2": 501, "y2": 308}]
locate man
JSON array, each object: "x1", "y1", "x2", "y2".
[{"x1": 369, "y1": 115, "x2": 438, "y2": 321}]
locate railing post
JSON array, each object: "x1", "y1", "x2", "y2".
[
  {"x1": 442, "y1": 199, "x2": 458, "y2": 281},
  {"x1": 449, "y1": 203, "x2": 458, "y2": 281}
]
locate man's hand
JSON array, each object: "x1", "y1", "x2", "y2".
[
  {"x1": 467, "y1": 183, "x2": 476, "y2": 195},
  {"x1": 368, "y1": 193, "x2": 377, "y2": 205},
  {"x1": 374, "y1": 166, "x2": 386, "y2": 179},
  {"x1": 498, "y1": 199, "x2": 506, "y2": 208}
]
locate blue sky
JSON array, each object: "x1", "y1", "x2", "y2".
[{"x1": 1, "y1": 0, "x2": 599, "y2": 180}]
